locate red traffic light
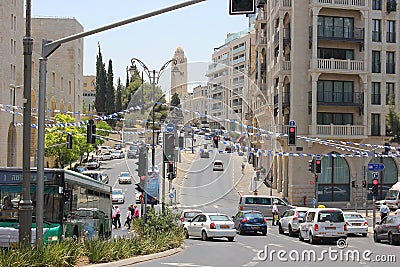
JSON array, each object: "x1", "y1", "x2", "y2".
[
  {"x1": 372, "y1": 178, "x2": 379, "y2": 185},
  {"x1": 140, "y1": 176, "x2": 146, "y2": 181},
  {"x1": 289, "y1": 127, "x2": 295, "y2": 133}
]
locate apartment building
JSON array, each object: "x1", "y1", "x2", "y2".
[
  {"x1": 183, "y1": 85, "x2": 209, "y2": 124},
  {"x1": 83, "y1": 75, "x2": 96, "y2": 112},
  {"x1": 254, "y1": 0, "x2": 400, "y2": 206},
  {"x1": 206, "y1": 30, "x2": 255, "y2": 131}
]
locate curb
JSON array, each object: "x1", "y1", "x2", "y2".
[{"x1": 83, "y1": 245, "x2": 184, "y2": 267}]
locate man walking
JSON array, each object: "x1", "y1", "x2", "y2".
[
  {"x1": 272, "y1": 201, "x2": 279, "y2": 226},
  {"x1": 115, "y1": 205, "x2": 121, "y2": 228},
  {"x1": 379, "y1": 202, "x2": 390, "y2": 221}
]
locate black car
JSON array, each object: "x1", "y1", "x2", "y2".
[
  {"x1": 374, "y1": 215, "x2": 400, "y2": 245},
  {"x1": 232, "y1": 210, "x2": 267, "y2": 235}
]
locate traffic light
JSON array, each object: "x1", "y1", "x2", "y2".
[
  {"x1": 67, "y1": 134, "x2": 73, "y2": 149},
  {"x1": 213, "y1": 135, "x2": 219, "y2": 149},
  {"x1": 315, "y1": 159, "x2": 322, "y2": 174},
  {"x1": 136, "y1": 147, "x2": 146, "y2": 177},
  {"x1": 164, "y1": 133, "x2": 175, "y2": 162},
  {"x1": 308, "y1": 158, "x2": 315, "y2": 173},
  {"x1": 362, "y1": 180, "x2": 367, "y2": 188},
  {"x1": 86, "y1": 119, "x2": 96, "y2": 144},
  {"x1": 229, "y1": 0, "x2": 256, "y2": 15},
  {"x1": 168, "y1": 162, "x2": 174, "y2": 173},
  {"x1": 372, "y1": 178, "x2": 379, "y2": 196},
  {"x1": 288, "y1": 126, "x2": 296, "y2": 146}
]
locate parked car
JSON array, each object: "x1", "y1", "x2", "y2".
[
  {"x1": 85, "y1": 158, "x2": 100, "y2": 169},
  {"x1": 113, "y1": 143, "x2": 121, "y2": 150},
  {"x1": 200, "y1": 149, "x2": 209, "y2": 158},
  {"x1": 183, "y1": 213, "x2": 236, "y2": 241},
  {"x1": 278, "y1": 207, "x2": 309, "y2": 236},
  {"x1": 179, "y1": 209, "x2": 203, "y2": 227},
  {"x1": 373, "y1": 214, "x2": 400, "y2": 245},
  {"x1": 232, "y1": 210, "x2": 267, "y2": 235},
  {"x1": 74, "y1": 166, "x2": 87, "y2": 173},
  {"x1": 82, "y1": 170, "x2": 109, "y2": 184},
  {"x1": 112, "y1": 150, "x2": 124, "y2": 159},
  {"x1": 213, "y1": 160, "x2": 224, "y2": 171},
  {"x1": 127, "y1": 146, "x2": 138, "y2": 159},
  {"x1": 238, "y1": 195, "x2": 293, "y2": 219},
  {"x1": 299, "y1": 208, "x2": 347, "y2": 244},
  {"x1": 97, "y1": 145, "x2": 113, "y2": 154},
  {"x1": 96, "y1": 152, "x2": 113, "y2": 161},
  {"x1": 112, "y1": 189, "x2": 125, "y2": 204},
  {"x1": 118, "y1": 172, "x2": 132, "y2": 184},
  {"x1": 343, "y1": 212, "x2": 368, "y2": 237}
]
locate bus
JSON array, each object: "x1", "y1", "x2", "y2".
[{"x1": 0, "y1": 168, "x2": 112, "y2": 247}]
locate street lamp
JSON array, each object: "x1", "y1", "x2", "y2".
[
  {"x1": 128, "y1": 57, "x2": 177, "y2": 170},
  {"x1": 9, "y1": 84, "x2": 23, "y2": 167}
]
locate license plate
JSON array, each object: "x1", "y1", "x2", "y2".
[
  {"x1": 220, "y1": 225, "x2": 229, "y2": 229},
  {"x1": 353, "y1": 223, "x2": 361, "y2": 226},
  {"x1": 251, "y1": 226, "x2": 260, "y2": 229},
  {"x1": 325, "y1": 227, "x2": 336, "y2": 230}
]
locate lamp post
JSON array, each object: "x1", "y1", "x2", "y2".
[{"x1": 9, "y1": 84, "x2": 22, "y2": 167}]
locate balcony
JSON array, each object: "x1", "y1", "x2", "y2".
[
  {"x1": 274, "y1": 92, "x2": 290, "y2": 109},
  {"x1": 271, "y1": 0, "x2": 292, "y2": 16},
  {"x1": 310, "y1": 58, "x2": 365, "y2": 73},
  {"x1": 272, "y1": 61, "x2": 291, "y2": 76},
  {"x1": 232, "y1": 45, "x2": 246, "y2": 55},
  {"x1": 310, "y1": 26, "x2": 364, "y2": 43},
  {"x1": 309, "y1": 124, "x2": 366, "y2": 138},
  {"x1": 308, "y1": 91, "x2": 363, "y2": 106},
  {"x1": 256, "y1": 35, "x2": 267, "y2": 48},
  {"x1": 309, "y1": 0, "x2": 367, "y2": 9}
]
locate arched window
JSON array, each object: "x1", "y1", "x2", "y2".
[{"x1": 367, "y1": 157, "x2": 398, "y2": 200}]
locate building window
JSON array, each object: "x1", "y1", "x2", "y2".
[
  {"x1": 317, "y1": 48, "x2": 354, "y2": 60},
  {"x1": 372, "y1": 0, "x2": 382, "y2": 10},
  {"x1": 317, "y1": 16, "x2": 354, "y2": 39},
  {"x1": 69, "y1": 81, "x2": 72, "y2": 95},
  {"x1": 317, "y1": 80, "x2": 354, "y2": 103},
  {"x1": 372, "y1": 51, "x2": 381, "y2": 73},
  {"x1": 387, "y1": 0, "x2": 397, "y2": 12},
  {"x1": 386, "y1": 82, "x2": 395, "y2": 104},
  {"x1": 52, "y1": 73, "x2": 56, "y2": 87},
  {"x1": 372, "y1": 19, "x2": 381, "y2": 42},
  {"x1": 387, "y1": 20, "x2": 396, "y2": 43},
  {"x1": 61, "y1": 77, "x2": 64, "y2": 91},
  {"x1": 386, "y1": 51, "x2": 395, "y2": 74},
  {"x1": 371, "y1": 114, "x2": 380, "y2": 136},
  {"x1": 317, "y1": 113, "x2": 353, "y2": 125},
  {"x1": 371, "y1": 82, "x2": 381, "y2": 105}
]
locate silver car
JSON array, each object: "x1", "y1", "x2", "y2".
[
  {"x1": 278, "y1": 207, "x2": 309, "y2": 236},
  {"x1": 184, "y1": 213, "x2": 236, "y2": 241},
  {"x1": 343, "y1": 212, "x2": 368, "y2": 237}
]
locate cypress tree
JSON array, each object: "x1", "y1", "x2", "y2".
[
  {"x1": 105, "y1": 59, "x2": 115, "y2": 116},
  {"x1": 115, "y1": 78, "x2": 123, "y2": 113},
  {"x1": 94, "y1": 45, "x2": 106, "y2": 114}
]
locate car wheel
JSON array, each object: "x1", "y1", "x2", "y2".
[
  {"x1": 227, "y1": 237, "x2": 234, "y2": 242},
  {"x1": 184, "y1": 229, "x2": 189, "y2": 239},
  {"x1": 288, "y1": 225, "x2": 294, "y2": 237},
  {"x1": 373, "y1": 231, "x2": 380, "y2": 243},
  {"x1": 309, "y1": 232, "x2": 316, "y2": 244},
  {"x1": 278, "y1": 223, "x2": 284, "y2": 234},
  {"x1": 201, "y1": 230, "x2": 209, "y2": 241},
  {"x1": 262, "y1": 230, "x2": 267, "y2": 236},
  {"x1": 388, "y1": 233, "x2": 394, "y2": 245},
  {"x1": 298, "y1": 231, "x2": 304, "y2": 242},
  {"x1": 362, "y1": 233, "x2": 367, "y2": 237}
]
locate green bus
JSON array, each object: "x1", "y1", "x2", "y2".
[{"x1": 0, "y1": 168, "x2": 112, "y2": 247}]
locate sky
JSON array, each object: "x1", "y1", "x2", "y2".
[{"x1": 31, "y1": 0, "x2": 250, "y2": 92}]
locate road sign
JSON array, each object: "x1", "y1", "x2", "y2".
[
  {"x1": 169, "y1": 192, "x2": 174, "y2": 199},
  {"x1": 310, "y1": 180, "x2": 315, "y2": 185},
  {"x1": 312, "y1": 198, "x2": 316, "y2": 205},
  {"x1": 166, "y1": 123, "x2": 174, "y2": 133},
  {"x1": 368, "y1": 163, "x2": 385, "y2": 171},
  {"x1": 289, "y1": 120, "x2": 296, "y2": 126},
  {"x1": 372, "y1": 172, "x2": 379, "y2": 178}
]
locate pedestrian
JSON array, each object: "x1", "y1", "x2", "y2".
[
  {"x1": 112, "y1": 206, "x2": 117, "y2": 229},
  {"x1": 272, "y1": 201, "x2": 279, "y2": 226},
  {"x1": 241, "y1": 162, "x2": 245, "y2": 174},
  {"x1": 124, "y1": 206, "x2": 132, "y2": 229},
  {"x1": 115, "y1": 205, "x2": 121, "y2": 228},
  {"x1": 379, "y1": 201, "x2": 390, "y2": 221},
  {"x1": 133, "y1": 204, "x2": 140, "y2": 219}
]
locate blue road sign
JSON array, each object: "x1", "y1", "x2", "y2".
[
  {"x1": 169, "y1": 192, "x2": 174, "y2": 199},
  {"x1": 312, "y1": 198, "x2": 316, "y2": 205},
  {"x1": 289, "y1": 120, "x2": 296, "y2": 126},
  {"x1": 372, "y1": 172, "x2": 379, "y2": 178},
  {"x1": 368, "y1": 163, "x2": 385, "y2": 171},
  {"x1": 166, "y1": 123, "x2": 174, "y2": 133}
]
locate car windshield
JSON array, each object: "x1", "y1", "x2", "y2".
[
  {"x1": 112, "y1": 190, "x2": 123, "y2": 195},
  {"x1": 209, "y1": 215, "x2": 230, "y2": 221},
  {"x1": 385, "y1": 190, "x2": 399, "y2": 200},
  {"x1": 317, "y1": 211, "x2": 344, "y2": 222},
  {"x1": 130, "y1": 146, "x2": 138, "y2": 151},
  {"x1": 244, "y1": 212, "x2": 263, "y2": 219},
  {"x1": 119, "y1": 172, "x2": 130, "y2": 177},
  {"x1": 88, "y1": 159, "x2": 97, "y2": 163},
  {"x1": 344, "y1": 214, "x2": 363, "y2": 219},
  {"x1": 184, "y1": 211, "x2": 202, "y2": 218}
]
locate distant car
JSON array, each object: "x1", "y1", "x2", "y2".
[
  {"x1": 85, "y1": 158, "x2": 100, "y2": 169},
  {"x1": 112, "y1": 189, "x2": 125, "y2": 204},
  {"x1": 213, "y1": 160, "x2": 224, "y2": 171},
  {"x1": 179, "y1": 209, "x2": 203, "y2": 227},
  {"x1": 118, "y1": 172, "x2": 132, "y2": 184},
  {"x1": 74, "y1": 166, "x2": 87, "y2": 173},
  {"x1": 232, "y1": 210, "x2": 267, "y2": 235},
  {"x1": 82, "y1": 170, "x2": 109, "y2": 184},
  {"x1": 299, "y1": 208, "x2": 347, "y2": 244},
  {"x1": 112, "y1": 150, "x2": 124, "y2": 159},
  {"x1": 278, "y1": 207, "x2": 309, "y2": 236},
  {"x1": 183, "y1": 213, "x2": 236, "y2": 241},
  {"x1": 200, "y1": 150, "x2": 210, "y2": 158},
  {"x1": 204, "y1": 133, "x2": 212, "y2": 140},
  {"x1": 96, "y1": 152, "x2": 113, "y2": 161},
  {"x1": 127, "y1": 146, "x2": 139, "y2": 159},
  {"x1": 225, "y1": 146, "x2": 232, "y2": 153},
  {"x1": 343, "y1": 212, "x2": 368, "y2": 237},
  {"x1": 113, "y1": 143, "x2": 121, "y2": 150},
  {"x1": 374, "y1": 215, "x2": 400, "y2": 245}
]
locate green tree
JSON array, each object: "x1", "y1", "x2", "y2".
[
  {"x1": 105, "y1": 59, "x2": 115, "y2": 117},
  {"x1": 94, "y1": 45, "x2": 107, "y2": 114},
  {"x1": 386, "y1": 96, "x2": 400, "y2": 143},
  {"x1": 170, "y1": 93, "x2": 180, "y2": 107},
  {"x1": 115, "y1": 78, "x2": 123, "y2": 113}
]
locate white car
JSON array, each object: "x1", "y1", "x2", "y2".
[
  {"x1": 112, "y1": 150, "x2": 124, "y2": 159},
  {"x1": 118, "y1": 172, "x2": 132, "y2": 184},
  {"x1": 112, "y1": 189, "x2": 125, "y2": 204},
  {"x1": 183, "y1": 213, "x2": 236, "y2": 241},
  {"x1": 179, "y1": 209, "x2": 203, "y2": 227},
  {"x1": 278, "y1": 207, "x2": 309, "y2": 236},
  {"x1": 96, "y1": 152, "x2": 113, "y2": 161},
  {"x1": 299, "y1": 208, "x2": 347, "y2": 244},
  {"x1": 213, "y1": 160, "x2": 224, "y2": 171},
  {"x1": 343, "y1": 212, "x2": 368, "y2": 237},
  {"x1": 85, "y1": 158, "x2": 100, "y2": 169}
]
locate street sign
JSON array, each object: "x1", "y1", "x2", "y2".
[
  {"x1": 166, "y1": 123, "x2": 174, "y2": 133},
  {"x1": 289, "y1": 120, "x2": 296, "y2": 126},
  {"x1": 372, "y1": 172, "x2": 379, "y2": 178},
  {"x1": 169, "y1": 192, "x2": 174, "y2": 199},
  {"x1": 368, "y1": 163, "x2": 385, "y2": 171},
  {"x1": 312, "y1": 198, "x2": 316, "y2": 205}
]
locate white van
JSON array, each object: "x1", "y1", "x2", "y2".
[
  {"x1": 238, "y1": 195, "x2": 294, "y2": 218},
  {"x1": 384, "y1": 182, "x2": 400, "y2": 210},
  {"x1": 97, "y1": 145, "x2": 112, "y2": 154}
]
